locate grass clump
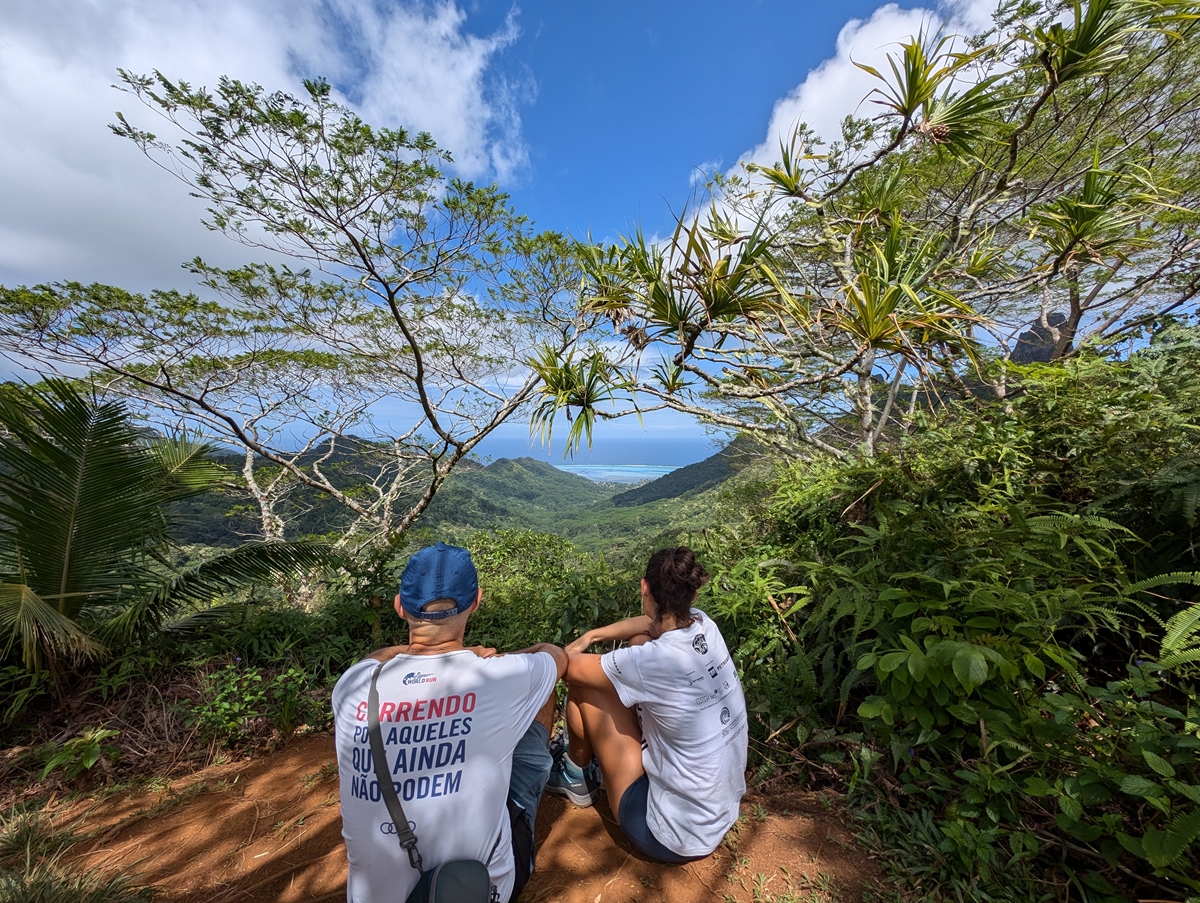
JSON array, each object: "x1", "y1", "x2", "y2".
[
  {"x1": 0, "y1": 862, "x2": 155, "y2": 903},
  {"x1": 0, "y1": 807, "x2": 152, "y2": 903}
]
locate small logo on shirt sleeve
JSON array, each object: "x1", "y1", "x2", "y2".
[{"x1": 692, "y1": 635, "x2": 708, "y2": 655}]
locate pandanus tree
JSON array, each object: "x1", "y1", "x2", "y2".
[
  {"x1": 530, "y1": 0, "x2": 1200, "y2": 459},
  {"x1": 0, "y1": 381, "x2": 331, "y2": 689}
]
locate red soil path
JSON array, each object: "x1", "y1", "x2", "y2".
[{"x1": 57, "y1": 734, "x2": 879, "y2": 902}]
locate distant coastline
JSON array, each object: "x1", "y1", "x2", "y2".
[{"x1": 553, "y1": 464, "x2": 679, "y2": 484}]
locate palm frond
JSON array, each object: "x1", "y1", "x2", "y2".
[
  {"x1": 0, "y1": 380, "x2": 180, "y2": 618},
  {"x1": 99, "y1": 540, "x2": 338, "y2": 643},
  {"x1": 0, "y1": 583, "x2": 101, "y2": 671}
]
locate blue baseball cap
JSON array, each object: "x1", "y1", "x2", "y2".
[{"x1": 399, "y1": 542, "x2": 479, "y2": 620}]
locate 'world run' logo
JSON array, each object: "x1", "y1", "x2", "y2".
[
  {"x1": 691, "y1": 634, "x2": 708, "y2": 655},
  {"x1": 402, "y1": 671, "x2": 436, "y2": 685}
]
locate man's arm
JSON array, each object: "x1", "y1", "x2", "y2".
[
  {"x1": 565, "y1": 615, "x2": 654, "y2": 654},
  {"x1": 508, "y1": 642, "x2": 568, "y2": 679}
]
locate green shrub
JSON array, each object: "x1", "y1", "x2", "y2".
[
  {"x1": 265, "y1": 666, "x2": 325, "y2": 738},
  {"x1": 703, "y1": 337, "x2": 1200, "y2": 899},
  {"x1": 463, "y1": 529, "x2": 638, "y2": 649},
  {"x1": 191, "y1": 664, "x2": 267, "y2": 747},
  {"x1": 38, "y1": 729, "x2": 121, "y2": 783}
]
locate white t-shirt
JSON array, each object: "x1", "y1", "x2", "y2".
[
  {"x1": 333, "y1": 648, "x2": 557, "y2": 903},
  {"x1": 600, "y1": 609, "x2": 748, "y2": 857}
]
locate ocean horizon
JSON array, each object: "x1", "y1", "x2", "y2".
[{"x1": 553, "y1": 464, "x2": 679, "y2": 484}]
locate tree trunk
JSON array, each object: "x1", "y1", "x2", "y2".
[
  {"x1": 857, "y1": 348, "x2": 878, "y2": 456},
  {"x1": 242, "y1": 448, "x2": 286, "y2": 542}
]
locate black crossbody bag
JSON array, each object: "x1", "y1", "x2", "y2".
[{"x1": 367, "y1": 661, "x2": 494, "y2": 903}]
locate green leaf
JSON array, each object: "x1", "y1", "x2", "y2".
[
  {"x1": 1024, "y1": 777, "x2": 1056, "y2": 796},
  {"x1": 1119, "y1": 775, "x2": 1164, "y2": 798},
  {"x1": 0, "y1": 583, "x2": 100, "y2": 672},
  {"x1": 1169, "y1": 781, "x2": 1200, "y2": 805},
  {"x1": 952, "y1": 646, "x2": 989, "y2": 693},
  {"x1": 1115, "y1": 832, "x2": 1143, "y2": 858},
  {"x1": 965, "y1": 616, "x2": 1000, "y2": 629},
  {"x1": 879, "y1": 651, "x2": 909, "y2": 674},
  {"x1": 1022, "y1": 654, "x2": 1046, "y2": 680},
  {"x1": 1058, "y1": 794, "x2": 1083, "y2": 821},
  {"x1": 1139, "y1": 827, "x2": 1174, "y2": 868},
  {"x1": 856, "y1": 653, "x2": 879, "y2": 670},
  {"x1": 892, "y1": 602, "x2": 920, "y2": 618},
  {"x1": 907, "y1": 652, "x2": 929, "y2": 680},
  {"x1": 1141, "y1": 749, "x2": 1176, "y2": 779},
  {"x1": 947, "y1": 703, "x2": 978, "y2": 722},
  {"x1": 858, "y1": 697, "x2": 894, "y2": 724}
]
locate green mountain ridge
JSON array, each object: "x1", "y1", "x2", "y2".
[{"x1": 172, "y1": 444, "x2": 749, "y2": 548}]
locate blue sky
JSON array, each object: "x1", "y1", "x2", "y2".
[
  {"x1": 469, "y1": 0, "x2": 906, "y2": 243},
  {"x1": 0, "y1": 0, "x2": 987, "y2": 466}
]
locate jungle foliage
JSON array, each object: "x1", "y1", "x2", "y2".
[
  {"x1": 696, "y1": 327, "x2": 1200, "y2": 900},
  {"x1": 5, "y1": 1, "x2": 1200, "y2": 901}
]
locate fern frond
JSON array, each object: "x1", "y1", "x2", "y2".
[
  {"x1": 1162, "y1": 601, "x2": 1200, "y2": 652},
  {"x1": 1125, "y1": 572, "x2": 1200, "y2": 595}
]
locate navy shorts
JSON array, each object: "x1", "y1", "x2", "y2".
[{"x1": 616, "y1": 774, "x2": 705, "y2": 864}]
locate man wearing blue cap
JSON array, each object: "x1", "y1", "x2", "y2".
[{"x1": 333, "y1": 542, "x2": 567, "y2": 903}]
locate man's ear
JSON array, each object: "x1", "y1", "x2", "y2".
[
  {"x1": 469, "y1": 587, "x2": 482, "y2": 614},
  {"x1": 394, "y1": 594, "x2": 407, "y2": 622}
]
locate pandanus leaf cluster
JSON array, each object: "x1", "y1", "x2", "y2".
[{"x1": 528, "y1": 0, "x2": 1200, "y2": 460}]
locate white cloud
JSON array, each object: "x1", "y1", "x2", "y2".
[
  {"x1": 0, "y1": 0, "x2": 525, "y2": 292},
  {"x1": 689, "y1": 158, "x2": 723, "y2": 188},
  {"x1": 741, "y1": 0, "x2": 997, "y2": 167}
]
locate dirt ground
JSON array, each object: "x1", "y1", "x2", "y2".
[{"x1": 54, "y1": 733, "x2": 880, "y2": 903}]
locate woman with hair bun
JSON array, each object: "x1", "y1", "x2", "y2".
[{"x1": 546, "y1": 547, "x2": 748, "y2": 862}]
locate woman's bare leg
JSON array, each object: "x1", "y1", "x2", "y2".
[{"x1": 565, "y1": 683, "x2": 645, "y2": 815}]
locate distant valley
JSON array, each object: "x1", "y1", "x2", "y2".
[{"x1": 172, "y1": 439, "x2": 767, "y2": 554}]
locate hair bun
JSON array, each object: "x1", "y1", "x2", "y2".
[{"x1": 644, "y1": 547, "x2": 710, "y2": 626}]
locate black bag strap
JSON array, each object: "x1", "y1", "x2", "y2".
[{"x1": 367, "y1": 660, "x2": 424, "y2": 873}]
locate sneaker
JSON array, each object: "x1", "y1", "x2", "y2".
[{"x1": 546, "y1": 751, "x2": 601, "y2": 807}]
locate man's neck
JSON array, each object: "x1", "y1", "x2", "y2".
[
  {"x1": 404, "y1": 637, "x2": 465, "y2": 656},
  {"x1": 368, "y1": 638, "x2": 464, "y2": 663}
]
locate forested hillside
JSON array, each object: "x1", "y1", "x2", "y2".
[{"x1": 170, "y1": 448, "x2": 750, "y2": 548}]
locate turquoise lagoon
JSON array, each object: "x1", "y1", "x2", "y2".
[{"x1": 553, "y1": 464, "x2": 678, "y2": 484}]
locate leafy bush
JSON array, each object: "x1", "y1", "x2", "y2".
[
  {"x1": 191, "y1": 664, "x2": 268, "y2": 747},
  {"x1": 702, "y1": 338, "x2": 1200, "y2": 899},
  {"x1": 266, "y1": 666, "x2": 325, "y2": 739},
  {"x1": 464, "y1": 529, "x2": 637, "y2": 649}
]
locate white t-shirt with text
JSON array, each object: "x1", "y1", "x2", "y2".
[
  {"x1": 600, "y1": 609, "x2": 748, "y2": 857},
  {"x1": 333, "y1": 648, "x2": 557, "y2": 903}
]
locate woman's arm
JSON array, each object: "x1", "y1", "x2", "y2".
[
  {"x1": 565, "y1": 615, "x2": 654, "y2": 654},
  {"x1": 564, "y1": 651, "x2": 617, "y2": 691}
]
